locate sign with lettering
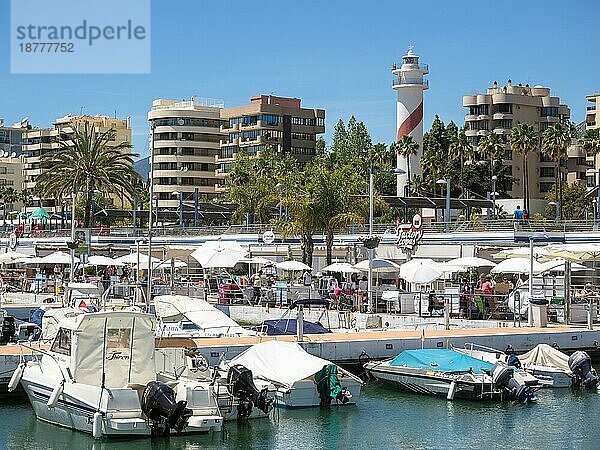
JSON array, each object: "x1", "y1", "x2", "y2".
[{"x1": 395, "y1": 213, "x2": 424, "y2": 252}]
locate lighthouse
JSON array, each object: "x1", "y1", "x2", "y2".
[{"x1": 392, "y1": 47, "x2": 428, "y2": 197}]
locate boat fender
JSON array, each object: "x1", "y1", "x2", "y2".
[
  {"x1": 446, "y1": 380, "x2": 457, "y2": 400},
  {"x1": 47, "y1": 380, "x2": 65, "y2": 408},
  {"x1": 8, "y1": 364, "x2": 25, "y2": 392},
  {"x1": 92, "y1": 412, "x2": 103, "y2": 439}
]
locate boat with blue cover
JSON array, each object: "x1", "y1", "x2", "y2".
[{"x1": 364, "y1": 348, "x2": 539, "y2": 402}]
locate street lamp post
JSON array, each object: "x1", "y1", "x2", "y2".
[
  {"x1": 171, "y1": 191, "x2": 183, "y2": 232},
  {"x1": 586, "y1": 168, "x2": 600, "y2": 229},
  {"x1": 367, "y1": 167, "x2": 405, "y2": 313},
  {"x1": 548, "y1": 201, "x2": 558, "y2": 223},
  {"x1": 436, "y1": 178, "x2": 451, "y2": 233},
  {"x1": 194, "y1": 187, "x2": 199, "y2": 228},
  {"x1": 491, "y1": 175, "x2": 497, "y2": 220}
]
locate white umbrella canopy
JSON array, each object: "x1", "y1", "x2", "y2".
[
  {"x1": 0, "y1": 251, "x2": 32, "y2": 263},
  {"x1": 491, "y1": 258, "x2": 542, "y2": 275},
  {"x1": 152, "y1": 259, "x2": 188, "y2": 270},
  {"x1": 492, "y1": 247, "x2": 552, "y2": 261},
  {"x1": 276, "y1": 260, "x2": 312, "y2": 271},
  {"x1": 534, "y1": 258, "x2": 588, "y2": 274},
  {"x1": 545, "y1": 243, "x2": 600, "y2": 262},
  {"x1": 238, "y1": 256, "x2": 276, "y2": 265},
  {"x1": 87, "y1": 255, "x2": 124, "y2": 266},
  {"x1": 399, "y1": 258, "x2": 444, "y2": 284},
  {"x1": 321, "y1": 262, "x2": 361, "y2": 274},
  {"x1": 446, "y1": 256, "x2": 496, "y2": 268},
  {"x1": 354, "y1": 258, "x2": 401, "y2": 273},
  {"x1": 190, "y1": 241, "x2": 248, "y2": 268},
  {"x1": 115, "y1": 252, "x2": 160, "y2": 265},
  {"x1": 40, "y1": 251, "x2": 79, "y2": 265}
]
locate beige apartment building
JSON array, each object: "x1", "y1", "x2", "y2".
[
  {"x1": 148, "y1": 98, "x2": 224, "y2": 208},
  {"x1": 216, "y1": 95, "x2": 325, "y2": 192},
  {"x1": 463, "y1": 81, "x2": 585, "y2": 200},
  {"x1": 23, "y1": 114, "x2": 132, "y2": 210}
]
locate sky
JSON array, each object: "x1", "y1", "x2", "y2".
[{"x1": 0, "y1": 0, "x2": 598, "y2": 159}]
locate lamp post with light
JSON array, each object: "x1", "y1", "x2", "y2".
[{"x1": 436, "y1": 178, "x2": 451, "y2": 232}]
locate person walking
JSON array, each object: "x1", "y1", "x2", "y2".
[
  {"x1": 251, "y1": 270, "x2": 263, "y2": 305},
  {"x1": 513, "y1": 205, "x2": 524, "y2": 231}
]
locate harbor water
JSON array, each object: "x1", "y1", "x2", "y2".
[{"x1": 1, "y1": 380, "x2": 599, "y2": 450}]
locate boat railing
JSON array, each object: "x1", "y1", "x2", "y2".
[
  {"x1": 19, "y1": 341, "x2": 74, "y2": 383},
  {"x1": 461, "y1": 342, "x2": 504, "y2": 354}
]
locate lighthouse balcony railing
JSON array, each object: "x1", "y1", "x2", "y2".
[
  {"x1": 392, "y1": 63, "x2": 428, "y2": 71},
  {"x1": 392, "y1": 78, "x2": 429, "y2": 87}
]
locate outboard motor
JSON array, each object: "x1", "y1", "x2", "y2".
[
  {"x1": 227, "y1": 364, "x2": 272, "y2": 419},
  {"x1": 506, "y1": 354, "x2": 522, "y2": 369},
  {"x1": 141, "y1": 381, "x2": 193, "y2": 436},
  {"x1": 0, "y1": 315, "x2": 16, "y2": 344},
  {"x1": 491, "y1": 362, "x2": 536, "y2": 403},
  {"x1": 568, "y1": 351, "x2": 599, "y2": 389}
]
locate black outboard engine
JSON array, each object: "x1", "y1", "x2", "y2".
[
  {"x1": 0, "y1": 315, "x2": 16, "y2": 344},
  {"x1": 507, "y1": 354, "x2": 522, "y2": 369},
  {"x1": 227, "y1": 364, "x2": 272, "y2": 419},
  {"x1": 141, "y1": 381, "x2": 193, "y2": 436},
  {"x1": 568, "y1": 351, "x2": 599, "y2": 389},
  {"x1": 491, "y1": 362, "x2": 536, "y2": 403}
]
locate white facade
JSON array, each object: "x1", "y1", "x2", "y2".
[{"x1": 392, "y1": 48, "x2": 428, "y2": 196}]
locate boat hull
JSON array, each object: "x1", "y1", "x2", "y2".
[
  {"x1": 274, "y1": 378, "x2": 362, "y2": 408},
  {"x1": 365, "y1": 363, "x2": 502, "y2": 401},
  {"x1": 21, "y1": 372, "x2": 222, "y2": 437},
  {"x1": 525, "y1": 366, "x2": 573, "y2": 388}
]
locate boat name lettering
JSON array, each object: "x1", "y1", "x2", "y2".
[{"x1": 106, "y1": 351, "x2": 129, "y2": 361}]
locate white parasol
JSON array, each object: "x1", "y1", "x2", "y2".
[
  {"x1": 399, "y1": 259, "x2": 444, "y2": 284},
  {"x1": 354, "y1": 258, "x2": 401, "y2": 273},
  {"x1": 190, "y1": 240, "x2": 248, "y2": 268}
]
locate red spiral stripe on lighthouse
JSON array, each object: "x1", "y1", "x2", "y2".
[{"x1": 397, "y1": 101, "x2": 423, "y2": 140}]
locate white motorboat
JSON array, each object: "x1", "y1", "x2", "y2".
[
  {"x1": 222, "y1": 340, "x2": 363, "y2": 408},
  {"x1": 9, "y1": 310, "x2": 223, "y2": 438},
  {"x1": 455, "y1": 343, "x2": 598, "y2": 389},
  {"x1": 155, "y1": 295, "x2": 258, "y2": 338},
  {"x1": 365, "y1": 348, "x2": 539, "y2": 402}
]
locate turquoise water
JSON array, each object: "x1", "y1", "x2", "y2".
[{"x1": 2, "y1": 381, "x2": 599, "y2": 450}]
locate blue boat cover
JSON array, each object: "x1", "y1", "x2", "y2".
[
  {"x1": 261, "y1": 319, "x2": 331, "y2": 336},
  {"x1": 389, "y1": 349, "x2": 493, "y2": 374}
]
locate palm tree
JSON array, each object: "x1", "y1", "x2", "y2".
[
  {"x1": 392, "y1": 135, "x2": 419, "y2": 196},
  {"x1": 478, "y1": 132, "x2": 505, "y2": 181},
  {"x1": 509, "y1": 124, "x2": 538, "y2": 211},
  {"x1": 542, "y1": 123, "x2": 571, "y2": 220},
  {"x1": 580, "y1": 128, "x2": 600, "y2": 155},
  {"x1": 35, "y1": 123, "x2": 139, "y2": 227},
  {"x1": 448, "y1": 130, "x2": 473, "y2": 197}
]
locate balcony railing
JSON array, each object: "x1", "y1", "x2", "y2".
[
  {"x1": 392, "y1": 78, "x2": 429, "y2": 88},
  {"x1": 392, "y1": 63, "x2": 428, "y2": 71}
]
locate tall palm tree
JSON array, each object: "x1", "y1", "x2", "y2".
[
  {"x1": 509, "y1": 124, "x2": 538, "y2": 211},
  {"x1": 542, "y1": 123, "x2": 571, "y2": 221},
  {"x1": 478, "y1": 132, "x2": 505, "y2": 181},
  {"x1": 35, "y1": 123, "x2": 139, "y2": 227},
  {"x1": 392, "y1": 135, "x2": 419, "y2": 196},
  {"x1": 448, "y1": 130, "x2": 474, "y2": 197}
]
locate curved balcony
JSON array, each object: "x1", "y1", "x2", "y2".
[
  {"x1": 477, "y1": 114, "x2": 491, "y2": 120},
  {"x1": 465, "y1": 129, "x2": 478, "y2": 137},
  {"x1": 477, "y1": 130, "x2": 490, "y2": 136},
  {"x1": 464, "y1": 114, "x2": 479, "y2": 121},
  {"x1": 493, "y1": 112, "x2": 513, "y2": 120}
]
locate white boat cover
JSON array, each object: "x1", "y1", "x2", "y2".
[
  {"x1": 64, "y1": 311, "x2": 157, "y2": 388},
  {"x1": 229, "y1": 341, "x2": 332, "y2": 388},
  {"x1": 154, "y1": 295, "x2": 256, "y2": 336},
  {"x1": 519, "y1": 344, "x2": 571, "y2": 371}
]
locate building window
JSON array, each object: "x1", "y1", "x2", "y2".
[
  {"x1": 496, "y1": 104, "x2": 512, "y2": 114},
  {"x1": 153, "y1": 118, "x2": 222, "y2": 128},
  {"x1": 539, "y1": 182, "x2": 554, "y2": 193},
  {"x1": 540, "y1": 153, "x2": 553, "y2": 163},
  {"x1": 540, "y1": 167, "x2": 555, "y2": 178},
  {"x1": 468, "y1": 105, "x2": 489, "y2": 116},
  {"x1": 291, "y1": 117, "x2": 317, "y2": 126},
  {"x1": 504, "y1": 149, "x2": 513, "y2": 160},
  {"x1": 577, "y1": 171, "x2": 586, "y2": 180},
  {"x1": 540, "y1": 107, "x2": 559, "y2": 117},
  {"x1": 495, "y1": 119, "x2": 512, "y2": 129},
  {"x1": 259, "y1": 114, "x2": 281, "y2": 126}
]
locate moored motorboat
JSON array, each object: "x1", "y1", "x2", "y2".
[
  {"x1": 364, "y1": 348, "x2": 539, "y2": 402},
  {"x1": 221, "y1": 340, "x2": 362, "y2": 408},
  {"x1": 10, "y1": 310, "x2": 223, "y2": 438},
  {"x1": 455, "y1": 343, "x2": 599, "y2": 389}
]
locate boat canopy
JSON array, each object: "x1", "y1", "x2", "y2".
[
  {"x1": 262, "y1": 318, "x2": 331, "y2": 336},
  {"x1": 41, "y1": 307, "x2": 83, "y2": 340},
  {"x1": 230, "y1": 341, "x2": 341, "y2": 388},
  {"x1": 518, "y1": 344, "x2": 571, "y2": 372},
  {"x1": 389, "y1": 349, "x2": 493, "y2": 374},
  {"x1": 53, "y1": 311, "x2": 156, "y2": 388},
  {"x1": 154, "y1": 295, "x2": 256, "y2": 336}
]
